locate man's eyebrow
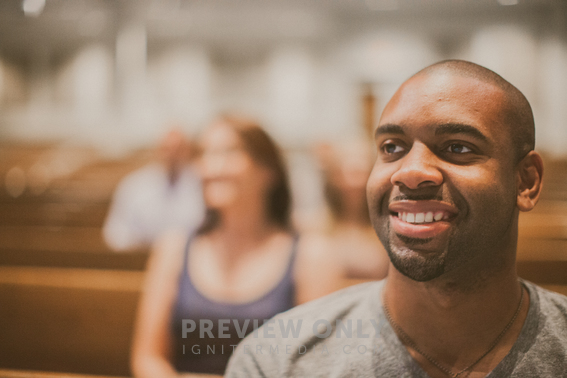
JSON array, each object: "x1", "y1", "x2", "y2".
[
  {"x1": 375, "y1": 124, "x2": 404, "y2": 138},
  {"x1": 435, "y1": 123, "x2": 488, "y2": 142}
]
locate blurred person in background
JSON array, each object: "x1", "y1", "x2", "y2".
[
  {"x1": 314, "y1": 141, "x2": 389, "y2": 280},
  {"x1": 131, "y1": 115, "x2": 342, "y2": 377},
  {"x1": 103, "y1": 129, "x2": 205, "y2": 251}
]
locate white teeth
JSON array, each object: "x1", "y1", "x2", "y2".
[
  {"x1": 415, "y1": 213, "x2": 425, "y2": 223},
  {"x1": 397, "y1": 211, "x2": 449, "y2": 223}
]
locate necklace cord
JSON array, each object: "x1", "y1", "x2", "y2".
[{"x1": 382, "y1": 284, "x2": 525, "y2": 378}]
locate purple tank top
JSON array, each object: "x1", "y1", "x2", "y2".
[{"x1": 170, "y1": 234, "x2": 298, "y2": 374}]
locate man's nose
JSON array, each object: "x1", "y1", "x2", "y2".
[{"x1": 390, "y1": 143, "x2": 443, "y2": 190}]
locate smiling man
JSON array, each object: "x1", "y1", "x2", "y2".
[{"x1": 225, "y1": 60, "x2": 567, "y2": 378}]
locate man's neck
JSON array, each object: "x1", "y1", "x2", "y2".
[{"x1": 383, "y1": 264, "x2": 529, "y2": 377}]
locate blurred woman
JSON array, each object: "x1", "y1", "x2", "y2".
[
  {"x1": 131, "y1": 115, "x2": 341, "y2": 377},
  {"x1": 315, "y1": 140, "x2": 389, "y2": 280}
]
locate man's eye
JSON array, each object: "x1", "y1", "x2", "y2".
[
  {"x1": 382, "y1": 143, "x2": 404, "y2": 154},
  {"x1": 446, "y1": 144, "x2": 472, "y2": 154}
]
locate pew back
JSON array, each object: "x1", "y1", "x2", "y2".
[{"x1": 0, "y1": 267, "x2": 143, "y2": 377}]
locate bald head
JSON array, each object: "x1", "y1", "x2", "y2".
[{"x1": 413, "y1": 60, "x2": 535, "y2": 162}]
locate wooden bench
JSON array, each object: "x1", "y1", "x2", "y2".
[
  {"x1": 1, "y1": 143, "x2": 151, "y2": 204},
  {"x1": 0, "y1": 267, "x2": 143, "y2": 377},
  {"x1": 0, "y1": 249, "x2": 148, "y2": 271},
  {"x1": 519, "y1": 213, "x2": 567, "y2": 239},
  {"x1": 0, "y1": 221, "x2": 149, "y2": 270},
  {"x1": 0, "y1": 144, "x2": 56, "y2": 176},
  {"x1": 0, "y1": 266, "x2": 227, "y2": 378},
  {"x1": 0, "y1": 226, "x2": 109, "y2": 254},
  {"x1": 337, "y1": 237, "x2": 567, "y2": 296},
  {"x1": 529, "y1": 200, "x2": 567, "y2": 214},
  {"x1": 517, "y1": 238, "x2": 567, "y2": 261},
  {"x1": 0, "y1": 368, "x2": 128, "y2": 378},
  {"x1": 0, "y1": 368, "x2": 220, "y2": 378},
  {"x1": 0, "y1": 201, "x2": 109, "y2": 227},
  {"x1": 516, "y1": 237, "x2": 567, "y2": 293}
]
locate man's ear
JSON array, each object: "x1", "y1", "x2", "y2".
[{"x1": 516, "y1": 151, "x2": 544, "y2": 212}]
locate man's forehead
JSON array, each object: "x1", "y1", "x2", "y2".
[
  {"x1": 380, "y1": 72, "x2": 508, "y2": 130},
  {"x1": 397, "y1": 72, "x2": 504, "y2": 104}
]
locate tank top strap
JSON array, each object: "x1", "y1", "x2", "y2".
[
  {"x1": 181, "y1": 232, "x2": 196, "y2": 276},
  {"x1": 277, "y1": 232, "x2": 300, "y2": 282}
]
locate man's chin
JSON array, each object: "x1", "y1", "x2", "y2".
[
  {"x1": 387, "y1": 244, "x2": 446, "y2": 282},
  {"x1": 391, "y1": 232, "x2": 452, "y2": 255},
  {"x1": 396, "y1": 234, "x2": 434, "y2": 246}
]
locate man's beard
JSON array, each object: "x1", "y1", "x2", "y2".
[
  {"x1": 375, "y1": 217, "x2": 459, "y2": 282},
  {"x1": 378, "y1": 224, "x2": 493, "y2": 284},
  {"x1": 384, "y1": 234, "x2": 447, "y2": 282},
  {"x1": 374, "y1": 193, "x2": 454, "y2": 281},
  {"x1": 371, "y1": 187, "x2": 516, "y2": 285}
]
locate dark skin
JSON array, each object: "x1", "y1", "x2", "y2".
[{"x1": 367, "y1": 72, "x2": 543, "y2": 377}]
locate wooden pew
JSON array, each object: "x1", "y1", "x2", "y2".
[
  {"x1": 0, "y1": 249, "x2": 148, "y2": 271},
  {"x1": 0, "y1": 368, "x2": 128, "y2": 378},
  {"x1": 0, "y1": 226, "x2": 109, "y2": 254},
  {"x1": 0, "y1": 144, "x2": 56, "y2": 176},
  {"x1": 0, "y1": 149, "x2": 158, "y2": 271},
  {"x1": 519, "y1": 213, "x2": 567, "y2": 239},
  {"x1": 39, "y1": 151, "x2": 152, "y2": 204},
  {"x1": 0, "y1": 368, "x2": 220, "y2": 378},
  {"x1": 0, "y1": 219, "x2": 149, "y2": 270},
  {"x1": 517, "y1": 238, "x2": 567, "y2": 262},
  {"x1": 0, "y1": 267, "x2": 143, "y2": 377},
  {"x1": 0, "y1": 149, "x2": 153, "y2": 270},
  {"x1": 0, "y1": 267, "x2": 225, "y2": 378},
  {"x1": 516, "y1": 237, "x2": 567, "y2": 294},
  {"x1": 1, "y1": 143, "x2": 151, "y2": 204},
  {"x1": 0, "y1": 150, "x2": 156, "y2": 271},
  {"x1": 0, "y1": 201, "x2": 109, "y2": 227},
  {"x1": 337, "y1": 237, "x2": 567, "y2": 296},
  {"x1": 529, "y1": 200, "x2": 567, "y2": 214}
]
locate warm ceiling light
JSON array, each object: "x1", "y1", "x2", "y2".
[{"x1": 23, "y1": 0, "x2": 46, "y2": 17}]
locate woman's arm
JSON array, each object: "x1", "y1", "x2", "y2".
[{"x1": 131, "y1": 231, "x2": 187, "y2": 378}]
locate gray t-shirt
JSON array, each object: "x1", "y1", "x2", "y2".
[{"x1": 225, "y1": 280, "x2": 567, "y2": 377}]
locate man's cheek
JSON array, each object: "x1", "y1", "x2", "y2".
[
  {"x1": 366, "y1": 182, "x2": 380, "y2": 212},
  {"x1": 366, "y1": 188, "x2": 385, "y2": 218}
]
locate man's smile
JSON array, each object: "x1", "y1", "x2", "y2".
[
  {"x1": 388, "y1": 200, "x2": 458, "y2": 239},
  {"x1": 396, "y1": 211, "x2": 449, "y2": 223}
]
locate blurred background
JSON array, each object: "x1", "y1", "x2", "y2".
[
  {"x1": 0, "y1": 0, "x2": 566, "y2": 377},
  {"x1": 1, "y1": 0, "x2": 566, "y2": 153}
]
